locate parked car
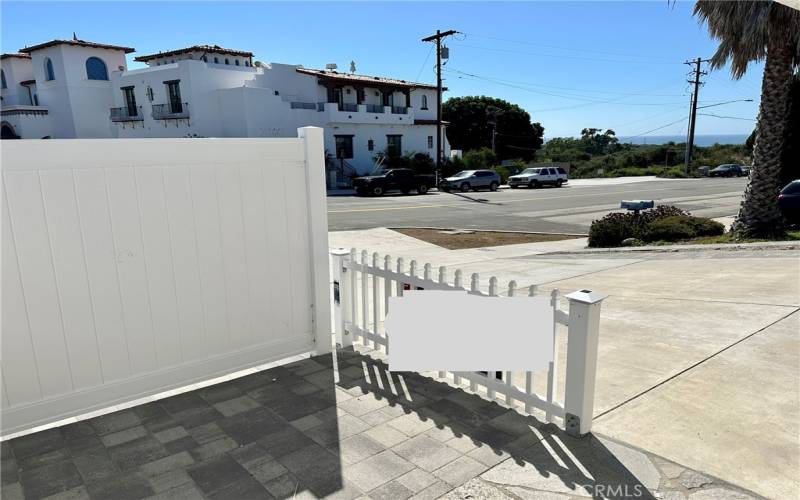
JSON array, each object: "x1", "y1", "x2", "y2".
[
  {"x1": 353, "y1": 168, "x2": 436, "y2": 196},
  {"x1": 439, "y1": 170, "x2": 501, "y2": 192},
  {"x1": 741, "y1": 165, "x2": 752, "y2": 176},
  {"x1": 709, "y1": 164, "x2": 744, "y2": 177},
  {"x1": 508, "y1": 167, "x2": 568, "y2": 188},
  {"x1": 778, "y1": 180, "x2": 800, "y2": 224},
  {"x1": 697, "y1": 166, "x2": 711, "y2": 177}
]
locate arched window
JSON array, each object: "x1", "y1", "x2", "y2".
[
  {"x1": 201, "y1": 55, "x2": 207, "y2": 62},
  {"x1": 44, "y1": 58, "x2": 55, "y2": 81},
  {"x1": 225, "y1": 58, "x2": 230, "y2": 65},
  {"x1": 1, "y1": 70, "x2": 6, "y2": 89},
  {"x1": 245, "y1": 60, "x2": 250, "y2": 67},
  {"x1": 235, "y1": 59, "x2": 240, "y2": 66},
  {"x1": 85, "y1": 57, "x2": 108, "y2": 80},
  {"x1": 214, "y1": 57, "x2": 219, "y2": 64},
  {"x1": 421, "y1": 95, "x2": 428, "y2": 110}
]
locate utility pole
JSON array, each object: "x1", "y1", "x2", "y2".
[
  {"x1": 422, "y1": 29, "x2": 459, "y2": 172},
  {"x1": 684, "y1": 57, "x2": 709, "y2": 173}
]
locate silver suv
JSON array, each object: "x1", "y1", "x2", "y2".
[
  {"x1": 439, "y1": 170, "x2": 501, "y2": 192},
  {"x1": 508, "y1": 167, "x2": 568, "y2": 188}
]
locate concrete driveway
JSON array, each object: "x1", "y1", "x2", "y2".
[{"x1": 329, "y1": 228, "x2": 800, "y2": 498}]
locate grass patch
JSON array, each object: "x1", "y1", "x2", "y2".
[
  {"x1": 392, "y1": 228, "x2": 583, "y2": 250},
  {"x1": 685, "y1": 230, "x2": 800, "y2": 245}
]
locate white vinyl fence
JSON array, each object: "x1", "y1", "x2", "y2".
[
  {"x1": 331, "y1": 248, "x2": 606, "y2": 436},
  {"x1": 1, "y1": 128, "x2": 331, "y2": 435}
]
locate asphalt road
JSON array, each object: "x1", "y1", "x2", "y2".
[{"x1": 327, "y1": 177, "x2": 749, "y2": 233}]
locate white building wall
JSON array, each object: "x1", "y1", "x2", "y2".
[
  {"x1": 1, "y1": 58, "x2": 34, "y2": 106},
  {"x1": 24, "y1": 45, "x2": 127, "y2": 138},
  {"x1": 8, "y1": 45, "x2": 449, "y2": 176}
]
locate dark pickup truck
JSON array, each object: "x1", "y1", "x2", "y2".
[{"x1": 353, "y1": 169, "x2": 436, "y2": 196}]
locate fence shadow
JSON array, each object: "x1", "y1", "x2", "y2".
[{"x1": 324, "y1": 348, "x2": 655, "y2": 500}]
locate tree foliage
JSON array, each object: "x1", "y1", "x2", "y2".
[{"x1": 443, "y1": 96, "x2": 544, "y2": 161}]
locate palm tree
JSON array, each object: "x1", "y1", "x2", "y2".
[{"x1": 694, "y1": 0, "x2": 800, "y2": 238}]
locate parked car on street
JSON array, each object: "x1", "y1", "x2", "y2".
[
  {"x1": 778, "y1": 180, "x2": 800, "y2": 224},
  {"x1": 697, "y1": 166, "x2": 711, "y2": 177},
  {"x1": 508, "y1": 167, "x2": 568, "y2": 188},
  {"x1": 439, "y1": 170, "x2": 501, "y2": 192},
  {"x1": 353, "y1": 168, "x2": 436, "y2": 196},
  {"x1": 741, "y1": 165, "x2": 752, "y2": 176},
  {"x1": 709, "y1": 164, "x2": 744, "y2": 177}
]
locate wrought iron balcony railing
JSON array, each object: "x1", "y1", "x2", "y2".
[
  {"x1": 152, "y1": 102, "x2": 189, "y2": 120},
  {"x1": 366, "y1": 104, "x2": 385, "y2": 113},
  {"x1": 391, "y1": 106, "x2": 408, "y2": 115},
  {"x1": 110, "y1": 106, "x2": 143, "y2": 122},
  {"x1": 290, "y1": 102, "x2": 317, "y2": 110},
  {"x1": 338, "y1": 103, "x2": 358, "y2": 112}
]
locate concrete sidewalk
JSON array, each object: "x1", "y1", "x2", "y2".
[{"x1": 329, "y1": 228, "x2": 800, "y2": 499}]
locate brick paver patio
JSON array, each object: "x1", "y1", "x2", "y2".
[{"x1": 1, "y1": 347, "x2": 758, "y2": 499}]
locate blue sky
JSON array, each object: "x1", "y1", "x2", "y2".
[{"x1": 1, "y1": 1, "x2": 763, "y2": 139}]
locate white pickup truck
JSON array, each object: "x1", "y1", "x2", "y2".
[{"x1": 507, "y1": 166, "x2": 568, "y2": 188}]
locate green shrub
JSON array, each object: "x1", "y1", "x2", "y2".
[
  {"x1": 493, "y1": 166, "x2": 512, "y2": 183},
  {"x1": 588, "y1": 205, "x2": 691, "y2": 247},
  {"x1": 642, "y1": 215, "x2": 724, "y2": 242},
  {"x1": 462, "y1": 148, "x2": 497, "y2": 170}
]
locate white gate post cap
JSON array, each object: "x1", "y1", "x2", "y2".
[
  {"x1": 565, "y1": 289, "x2": 607, "y2": 304},
  {"x1": 331, "y1": 248, "x2": 350, "y2": 256}
]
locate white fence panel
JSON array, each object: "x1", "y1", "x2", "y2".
[
  {"x1": 1, "y1": 128, "x2": 330, "y2": 435},
  {"x1": 331, "y1": 248, "x2": 605, "y2": 436}
]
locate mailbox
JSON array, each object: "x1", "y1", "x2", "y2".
[{"x1": 620, "y1": 200, "x2": 655, "y2": 212}]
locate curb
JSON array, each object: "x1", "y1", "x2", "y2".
[{"x1": 547, "y1": 240, "x2": 800, "y2": 254}]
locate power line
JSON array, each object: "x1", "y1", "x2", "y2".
[
  {"x1": 449, "y1": 42, "x2": 682, "y2": 66},
  {"x1": 460, "y1": 31, "x2": 679, "y2": 62},
  {"x1": 413, "y1": 44, "x2": 434, "y2": 83},
  {"x1": 444, "y1": 68, "x2": 694, "y2": 111},
  {"x1": 627, "y1": 117, "x2": 689, "y2": 139},
  {"x1": 444, "y1": 67, "x2": 687, "y2": 98},
  {"x1": 697, "y1": 113, "x2": 756, "y2": 121}
]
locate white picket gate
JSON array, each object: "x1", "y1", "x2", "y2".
[{"x1": 331, "y1": 248, "x2": 606, "y2": 436}]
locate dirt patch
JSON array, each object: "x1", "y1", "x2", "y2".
[{"x1": 392, "y1": 228, "x2": 584, "y2": 250}]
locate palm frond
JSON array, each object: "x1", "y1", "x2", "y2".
[{"x1": 693, "y1": 0, "x2": 800, "y2": 79}]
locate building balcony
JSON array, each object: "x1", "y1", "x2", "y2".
[
  {"x1": 152, "y1": 102, "x2": 190, "y2": 120},
  {"x1": 290, "y1": 101, "x2": 317, "y2": 110},
  {"x1": 1, "y1": 105, "x2": 49, "y2": 117},
  {"x1": 110, "y1": 106, "x2": 143, "y2": 122},
  {"x1": 319, "y1": 102, "x2": 414, "y2": 125},
  {"x1": 391, "y1": 106, "x2": 408, "y2": 115},
  {"x1": 338, "y1": 103, "x2": 358, "y2": 112}
]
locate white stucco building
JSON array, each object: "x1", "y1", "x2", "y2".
[{"x1": 1, "y1": 38, "x2": 449, "y2": 182}]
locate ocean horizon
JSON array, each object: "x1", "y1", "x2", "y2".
[
  {"x1": 618, "y1": 134, "x2": 749, "y2": 146},
  {"x1": 544, "y1": 134, "x2": 749, "y2": 146}
]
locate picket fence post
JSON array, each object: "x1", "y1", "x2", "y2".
[
  {"x1": 330, "y1": 248, "x2": 352, "y2": 349},
  {"x1": 563, "y1": 289, "x2": 607, "y2": 437},
  {"x1": 299, "y1": 126, "x2": 332, "y2": 355}
]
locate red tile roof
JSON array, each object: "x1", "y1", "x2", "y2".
[
  {"x1": 134, "y1": 45, "x2": 253, "y2": 62},
  {"x1": 20, "y1": 39, "x2": 135, "y2": 54},
  {"x1": 296, "y1": 68, "x2": 441, "y2": 90}
]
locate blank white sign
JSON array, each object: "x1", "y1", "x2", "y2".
[{"x1": 386, "y1": 290, "x2": 554, "y2": 372}]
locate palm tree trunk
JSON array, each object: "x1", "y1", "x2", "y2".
[{"x1": 732, "y1": 31, "x2": 794, "y2": 238}]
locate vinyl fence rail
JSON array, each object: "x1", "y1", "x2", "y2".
[{"x1": 330, "y1": 248, "x2": 606, "y2": 437}]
